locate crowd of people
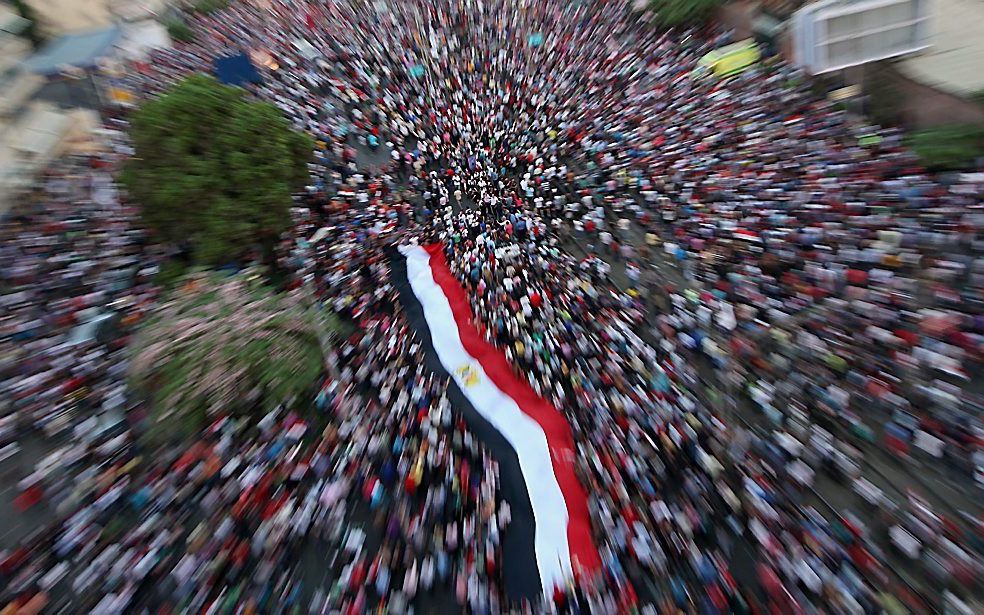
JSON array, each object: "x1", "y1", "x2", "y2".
[
  {"x1": 1, "y1": 158, "x2": 509, "y2": 613},
  {"x1": 0, "y1": 129, "x2": 162, "y2": 515},
  {"x1": 3, "y1": 0, "x2": 984, "y2": 612}
]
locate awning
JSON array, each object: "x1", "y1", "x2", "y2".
[{"x1": 23, "y1": 26, "x2": 121, "y2": 76}]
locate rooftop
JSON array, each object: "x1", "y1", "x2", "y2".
[
  {"x1": 0, "y1": 12, "x2": 30, "y2": 35},
  {"x1": 899, "y1": 0, "x2": 984, "y2": 96},
  {"x1": 22, "y1": 25, "x2": 120, "y2": 76}
]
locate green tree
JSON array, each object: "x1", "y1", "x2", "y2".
[
  {"x1": 129, "y1": 270, "x2": 338, "y2": 442},
  {"x1": 905, "y1": 124, "x2": 984, "y2": 171},
  {"x1": 647, "y1": 0, "x2": 721, "y2": 28},
  {"x1": 194, "y1": 0, "x2": 230, "y2": 14},
  {"x1": 866, "y1": 63, "x2": 904, "y2": 127},
  {"x1": 165, "y1": 18, "x2": 195, "y2": 43},
  {"x1": 122, "y1": 74, "x2": 312, "y2": 266}
]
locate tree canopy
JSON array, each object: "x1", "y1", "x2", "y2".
[
  {"x1": 647, "y1": 0, "x2": 721, "y2": 28},
  {"x1": 122, "y1": 74, "x2": 312, "y2": 266},
  {"x1": 194, "y1": 0, "x2": 230, "y2": 15},
  {"x1": 165, "y1": 19, "x2": 195, "y2": 43},
  {"x1": 905, "y1": 124, "x2": 984, "y2": 171},
  {"x1": 129, "y1": 270, "x2": 337, "y2": 442}
]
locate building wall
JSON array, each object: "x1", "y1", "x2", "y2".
[
  {"x1": 23, "y1": 0, "x2": 175, "y2": 35},
  {"x1": 715, "y1": 0, "x2": 984, "y2": 130},
  {"x1": 898, "y1": 0, "x2": 984, "y2": 97},
  {"x1": 110, "y1": 0, "x2": 172, "y2": 22},
  {"x1": 716, "y1": 0, "x2": 758, "y2": 39},
  {"x1": 0, "y1": 70, "x2": 44, "y2": 116},
  {"x1": 0, "y1": 32, "x2": 32, "y2": 73},
  {"x1": 877, "y1": 63, "x2": 984, "y2": 129},
  {"x1": 24, "y1": 0, "x2": 113, "y2": 36},
  {"x1": 0, "y1": 104, "x2": 101, "y2": 214},
  {"x1": 0, "y1": 2, "x2": 107, "y2": 214}
]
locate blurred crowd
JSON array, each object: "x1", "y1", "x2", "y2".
[
  {"x1": 2, "y1": 158, "x2": 509, "y2": 612},
  {"x1": 0, "y1": 129, "x2": 160, "y2": 495},
  {"x1": 3, "y1": 0, "x2": 984, "y2": 612}
]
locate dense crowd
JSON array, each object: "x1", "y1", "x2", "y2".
[
  {"x1": 1, "y1": 156, "x2": 510, "y2": 613},
  {"x1": 0, "y1": 131, "x2": 160, "y2": 506},
  {"x1": 3, "y1": 0, "x2": 984, "y2": 612}
]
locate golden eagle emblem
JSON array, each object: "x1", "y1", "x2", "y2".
[{"x1": 455, "y1": 364, "x2": 480, "y2": 388}]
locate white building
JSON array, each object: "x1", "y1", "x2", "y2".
[
  {"x1": 898, "y1": 0, "x2": 984, "y2": 96},
  {"x1": 0, "y1": 3, "x2": 106, "y2": 214},
  {"x1": 791, "y1": 0, "x2": 933, "y2": 74}
]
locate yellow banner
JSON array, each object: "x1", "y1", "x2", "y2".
[
  {"x1": 108, "y1": 87, "x2": 135, "y2": 105},
  {"x1": 698, "y1": 39, "x2": 760, "y2": 78}
]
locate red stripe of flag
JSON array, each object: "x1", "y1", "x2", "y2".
[{"x1": 424, "y1": 243, "x2": 601, "y2": 577}]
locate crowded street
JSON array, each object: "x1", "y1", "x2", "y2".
[{"x1": 2, "y1": 0, "x2": 984, "y2": 612}]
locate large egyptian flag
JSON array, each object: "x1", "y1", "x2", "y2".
[{"x1": 391, "y1": 243, "x2": 600, "y2": 600}]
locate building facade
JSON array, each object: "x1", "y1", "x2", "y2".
[
  {"x1": 21, "y1": 0, "x2": 170, "y2": 37},
  {"x1": 791, "y1": 0, "x2": 933, "y2": 74},
  {"x1": 22, "y1": 0, "x2": 113, "y2": 37},
  {"x1": 0, "y1": 2, "x2": 105, "y2": 214}
]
